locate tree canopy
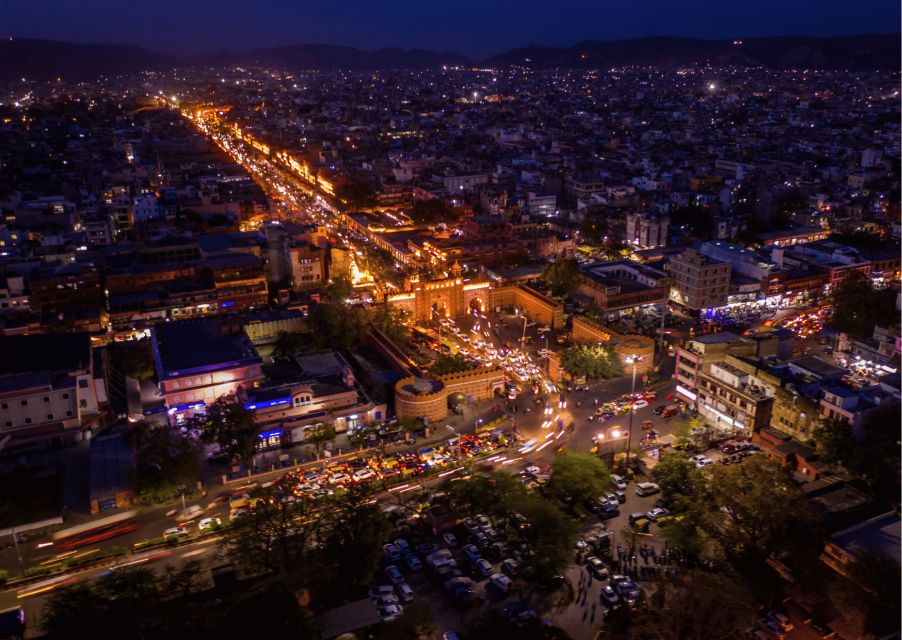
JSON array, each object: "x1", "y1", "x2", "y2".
[
  {"x1": 188, "y1": 396, "x2": 259, "y2": 466},
  {"x1": 559, "y1": 344, "x2": 621, "y2": 380},
  {"x1": 547, "y1": 451, "x2": 611, "y2": 505},
  {"x1": 651, "y1": 451, "x2": 704, "y2": 505},
  {"x1": 306, "y1": 302, "x2": 367, "y2": 350},
  {"x1": 541, "y1": 257, "x2": 581, "y2": 299},
  {"x1": 831, "y1": 270, "x2": 897, "y2": 339},
  {"x1": 430, "y1": 353, "x2": 472, "y2": 375},
  {"x1": 127, "y1": 423, "x2": 202, "y2": 502},
  {"x1": 370, "y1": 304, "x2": 409, "y2": 344}
]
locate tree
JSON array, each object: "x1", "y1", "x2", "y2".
[
  {"x1": 304, "y1": 423, "x2": 336, "y2": 456},
  {"x1": 469, "y1": 610, "x2": 571, "y2": 640},
  {"x1": 626, "y1": 572, "x2": 757, "y2": 640},
  {"x1": 272, "y1": 330, "x2": 308, "y2": 360},
  {"x1": 316, "y1": 485, "x2": 391, "y2": 600},
  {"x1": 651, "y1": 451, "x2": 704, "y2": 504},
  {"x1": 833, "y1": 548, "x2": 902, "y2": 636},
  {"x1": 430, "y1": 353, "x2": 472, "y2": 375},
  {"x1": 365, "y1": 246, "x2": 395, "y2": 275},
  {"x1": 541, "y1": 257, "x2": 581, "y2": 299},
  {"x1": 559, "y1": 344, "x2": 621, "y2": 380},
  {"x1": 324, "y1": 275, "x2": 353, "y2": 303},
  {"x1": 704, "y1": 456, "x2": 823, "y2": 564},
  {"x1": 335, "y1": 181, "x2": 375, "y2": 211},
  {"x1": 547, "y1": 451, "x2": 611, "y2": 506},
  {"x1": 508, "y1": 492, "x2": 577, "y2": 583},
  {"x1": 127, "y1": 423, "x2": 202, "y2": 502},
  {"x1": 579, "y1": 218, "x2": 606, "y2": 243},
  {"x1": 448, "y1": 470, "x2": 527, "y2": 522},
  {"x1": 108, "y1": 340, "x2": 155, "y2": 380},
  {"x1": 306, "y1": 302, "x2": 366, "y2": 350},
  {"x1": 189, "y1": 397, "x2": 259, "y2": 467},
  {"x1": 370, "y1": 304, "x2": 409, "y2": 344},
  {"x1": 811, "y1": 418, "x2": 856, "y2": 464},
  {"x1": 832, "y1": 270, "x2": 897, "y2": 339}
]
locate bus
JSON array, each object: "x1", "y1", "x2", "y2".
[{"x1": 51, "y1": 510, "x2": 139, "y2": 551}]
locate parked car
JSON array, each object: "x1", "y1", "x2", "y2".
[
  {"x1": 501, "y1": 558, "x2": 520, "y2": 577},
  {"x1": 177, "y1": 505, "x2": 204, "y2": 522},
  {"x1": 611, "y1": 474, "x2": 628, "y2": 491},
  {"x1": 396, "y1": 582, "x2": 414, "y2": 602},
  {"x1": 385, "y1": 565, "x2": 404, "y2": 585},
  {"x1": 442, "y1": 532, "x2": 458, "y2": 547},
  {"x1": 377, "y1": 604, "x2": 403, "y2": 622},
  {"x1": 369, "y1": 585, "x2": 395, "y2": 600},
  {"x1": 474, "y1": 558, "x2": 494, "y2": 578},
  {"x1": 646, "y1": 508, "x2": 670, "y2": 522},
  {"x1": 383, "y1": 544, "x2": 401, "y2": 562},
  {"x1": 586, "y1": 556, "x2": 609, "y2": 580},
  {"x1": 404, "y1": 553, "x2": 423, "y2": 571},
  {"x1": 463, "y1": 544, "x2": 482, "y2": 563},
  {"x1": 490, "y1": 573, "x2": 513, "y2": 593},
  {"x1": 635, "y1": 482, "x2": 661, "y2": 496},
  {"x1": 198, "y1": 517, "x2": 221, "y2": 531},
  {"x1": 600, "y1": 585, "x2": 619, "y2": 607}
]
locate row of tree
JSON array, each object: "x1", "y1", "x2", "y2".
[{"x1": 559, "y1": 344, "x2": 622, "y2": 380}]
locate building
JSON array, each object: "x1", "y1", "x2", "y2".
[
  {"x1": 763, "y1": 356, "x2": 847, "y2": 441},
  {"x1": 395, "y1": 367, "x2": 505, "y2": 423},
  {"x1": 673, "y1": 332, "x2": 756, "y2": 404},
  {"x1": 668, "y1": 248, "x2": 732, "y2": 312},
  {"x1": 625, "y1": 212, "x2": 669, "y2": 249},
  {"x1": 578, "y1": 260, "x2": 669, "y2": 319},
  {"x1": 821, "y1": 511, "x2": 901, "y2": 579},
  {"x1": 696, "y1": 355, "x2": 777, "y2": 434},
  {"x1": 151, "y1": 317, "x2": 265, "y2": 426},
  {"x1": 285, "y1": 242, "x2": 327, "y2": 292},
  {"x1": 246, "y1": 351, "x2": 386, "y2": 449},
  {"x1": 0, "y1": 333, "x2": 106, "y2": 448}
]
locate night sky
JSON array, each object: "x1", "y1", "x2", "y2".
[{"x1": 3, "y1": 0, "x2": 900, "y2": 58}]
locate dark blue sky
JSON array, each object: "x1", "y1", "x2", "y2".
[{"x1": 4, "y1": 0, "x2": 900, "y2": 57}]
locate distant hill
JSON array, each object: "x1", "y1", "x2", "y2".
[
  {"x1": 483, "y1": 35, "x2": 901, "y2": 71},
  {"x1": 0, "y1": 38, "x2": 172, "y2": 82},
  {"x1": 1, "y1": 34, "x2": 898, "y2": 82}
]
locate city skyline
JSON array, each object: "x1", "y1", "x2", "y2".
[{"x1": 3, "y1": 0, "x2": 900, "y2": 57}]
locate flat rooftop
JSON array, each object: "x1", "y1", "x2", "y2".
[
  {"x1": 0, "y1": 333, "x2": 91, "y2": 375},
  {"x1": 831, "y1": 511, "x2": 901, "y2": 563},
  {"x1": 153, "y1": 319, "x2": 261, "y2": 378}
]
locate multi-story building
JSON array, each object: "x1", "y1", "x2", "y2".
[
  {"x1": 762, "y1": 356, "x2": 847, "y2": 441},
  {"x1": 625, "y1": 212, "x2": 669, "y2": 249},
  {"x1": 697, "y1": 355, "x2": 777, "y2": 434},
  {"x1": 285, "y1": 243, "x2": 327, "y2": 292},
  {"x1": 668, "y1": 248, "x2": 731, "y2": 312},
  {"x1": 151, "y1": 317, "x2": 265, "y2": 426},
  {"x1": 0, "y1": 333, "x2": 106, "y2": 448},
  {"x1": 578, "y1": 260, "x2": 669, "y2": 319}
]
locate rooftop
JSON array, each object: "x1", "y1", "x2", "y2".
[
  {"x1": 0, "y1": 333, "x2": 92, "y2": 375},
  {"x1": 830, "y1": 511, "x2": 901, "y2": 563},
  {"x1": 152, "y1": 319, "x2": 261, "y2": 378}
]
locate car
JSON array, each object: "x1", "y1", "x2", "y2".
[
  {"x1": 690, "y1": 454, "x2": 714, "y2": 468},
  {"x1": 385, "y1": 565, "x2": 404, "y2": 585},
  {"x1": 443, "y1": 632, "x2": 462, "y2": 640},
  {"x1": 416, "y1": 542, "x2": 439, "y2": 556},
  {"x1": 441, "y1": 532, "x2": 458, "y2": 547},
  {"x1": 586, "y1": 556, "x2": 609, "y2": 580},
  {"x1": 759, "y1": 618, "x2": 787, "y2": 639},
  {"x1": 653, "y1": 405, "x2": 667, "y2": 415},
  {"x1": 463, "y1": 544, "x2": 482, "y2": 563},
  {"x1": 177, "y1": 505, "x2": 204, "y2": 522},
  {"x1": 598, "y1": 503, "x2": 620, "y2": 519},
  {"x1": 501, "y1": 558, "x2": 520, "y2": 577},
  {"x1": 767, "y1": 610, "x2": 794, "y2": 632},
  {"x1": 163, "y1": 526, "x2": 189, "y2": 538},
  {"x1": 490, "y1": 572, "x2": 513, "y2": 593},
  {"x1": 377, "y1": 604, "x2": 404, "y2": 622},
  {"x1": 600, "y1": 585, "x2": 619, "y2": 607},
  {"x1": 632, "y1": 399, "x2": 649, "y2": 410},
  {"x1": 474, "y1": 558, "x2": 493, "y2": 578},
  {"x1": 353, "y1": 468, "x2": 375, "y2": 481},
  {"x1": 635, "y1": 482, "x2": 661, "y2": 496},
  {"x1": 602, "y1": 492, "x2": 619, "y2": 506},
  {"x1": 628, "y1": 512, "x2": 647, "y2": 524},
  {"x1": 383, "y1": 544, "x2": 402, "y2": 562},
  {"x1": 396, "y1": 582, "x2": 414, "y2": 602},
  {"x1": 198, "y1": 516, "x2": 221, "y2": 531},
  {"x1": 404, "y1": 553, "x2": 422, "y2": 571},
  {"x1": 473, "y1": 532, "x2": 489, "y2": 549},
  {"x1": 646, "y1": 508, "x2": 670, "y2": 521},
  {"x1": 228, "y1": 508, "x2": 248, "y2": 522},
  {"x1": 370, "y1": 584, "x2": 395, "y2": 600},
  {"x1": 394, "y1": 538, "x2": 410, "y2": 554},
  {"x1": 375, "y1": 594, "x2": 400, "y2": 606},
  {"x1": 610, "y1": 474, "x2": 628, "y2": 491}
]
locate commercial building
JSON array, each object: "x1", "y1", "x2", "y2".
[
  {"x1": 0, "y1": 333, "x2": 106, "y2": 448},
  {"x1": 696, "y1": 355, "x2": 777, "y2": 434},
  {"x1": 151, "y1": 317, "x2": 265, "y2": 426},
  {"x1": 668, "y1": 248, "x2": 731, "y2": 312},
  {"x1": 578, "y1": 260, "x2": 669, "y2": 319},
  {"x1": 625, "y1": 212, "x2": 669, "y2": 249}
]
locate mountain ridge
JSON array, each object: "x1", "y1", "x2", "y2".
[{"x1": 1, "y1": 34, "x2": 898, "y2": 82}]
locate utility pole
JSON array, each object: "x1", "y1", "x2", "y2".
[{"x1": 625, "y1": 355, "x2": 641, "y2": 473}]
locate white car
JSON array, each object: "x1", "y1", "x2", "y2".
[
  {"x1": 377, "y1": 604, "x2": 404, "y2": 622},
  {"x1": 631, "y1": 399, "x2": 649, "y2": 410},
  {"x1": 490, "y1": 572, "x2": 513, "y2": 593},
  {"x1": 163, "y1": 526, "x2": 189, "y2": 538},
  {"x1": 369, "y1": 585, "x2": 395, "y2": 600},
  {"x1": 177, "y1": 505, "x2": 204, "y2": 522},
  {"x1": 518, "y1": 439, "x2": 538, "y2": 454},
  {"x1": 691, "y1": 454, "x2": 714, "y2": 468},
  {"x1": 353, "y1": 468, "x2": 375, "y2": 481},
  {"x1": 397, "y1": 582, "x2": 415, "y2": 602},
  {"x1": 442, "y1": 532, "x2": 458, "y2": 547},
  {"x1": 198, "y1": 517, "x2": 221, "y2": 531}
]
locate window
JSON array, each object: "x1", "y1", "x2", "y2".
[
  {"x1": 66, "y1": 411, "x2": 73, "y2": 417},
  {"x1": 43, "y1": 396, "x2": 50, "y2": 403},
  {"x1": 172, "y1": 380, "x2": 180, "y2": 389},
  {"x1": 78, "y1": 379, "x2": 89, "y2": 389},
  {"x1": 62, "y1": 393, "x2": 69, "y2": 400},
  {"x1": 20, "y1": 400, "x2": 27, "y2": 406},
  {"x1": 47, "y1": 414, "x2": 54, "y2": 420},
  {"x1": 0, "y1": 403, "x2": 6, "y2": 410},
  {"x1": 4, "y1": 421, "x2": 10, "y2": 427},
  {"x1": 79, "y1": 399, "x2": 87, "y2": 409},
  {"x1": 25, "y1": 418, "x2": 31, "y2": 424}
]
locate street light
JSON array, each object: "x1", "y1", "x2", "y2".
[
  {"x1": 446, "y1": 424, "x2": 461, "y2": 462},
  {"x1": 624, "y1": 355, "x2": 642, "y2": 473}
]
